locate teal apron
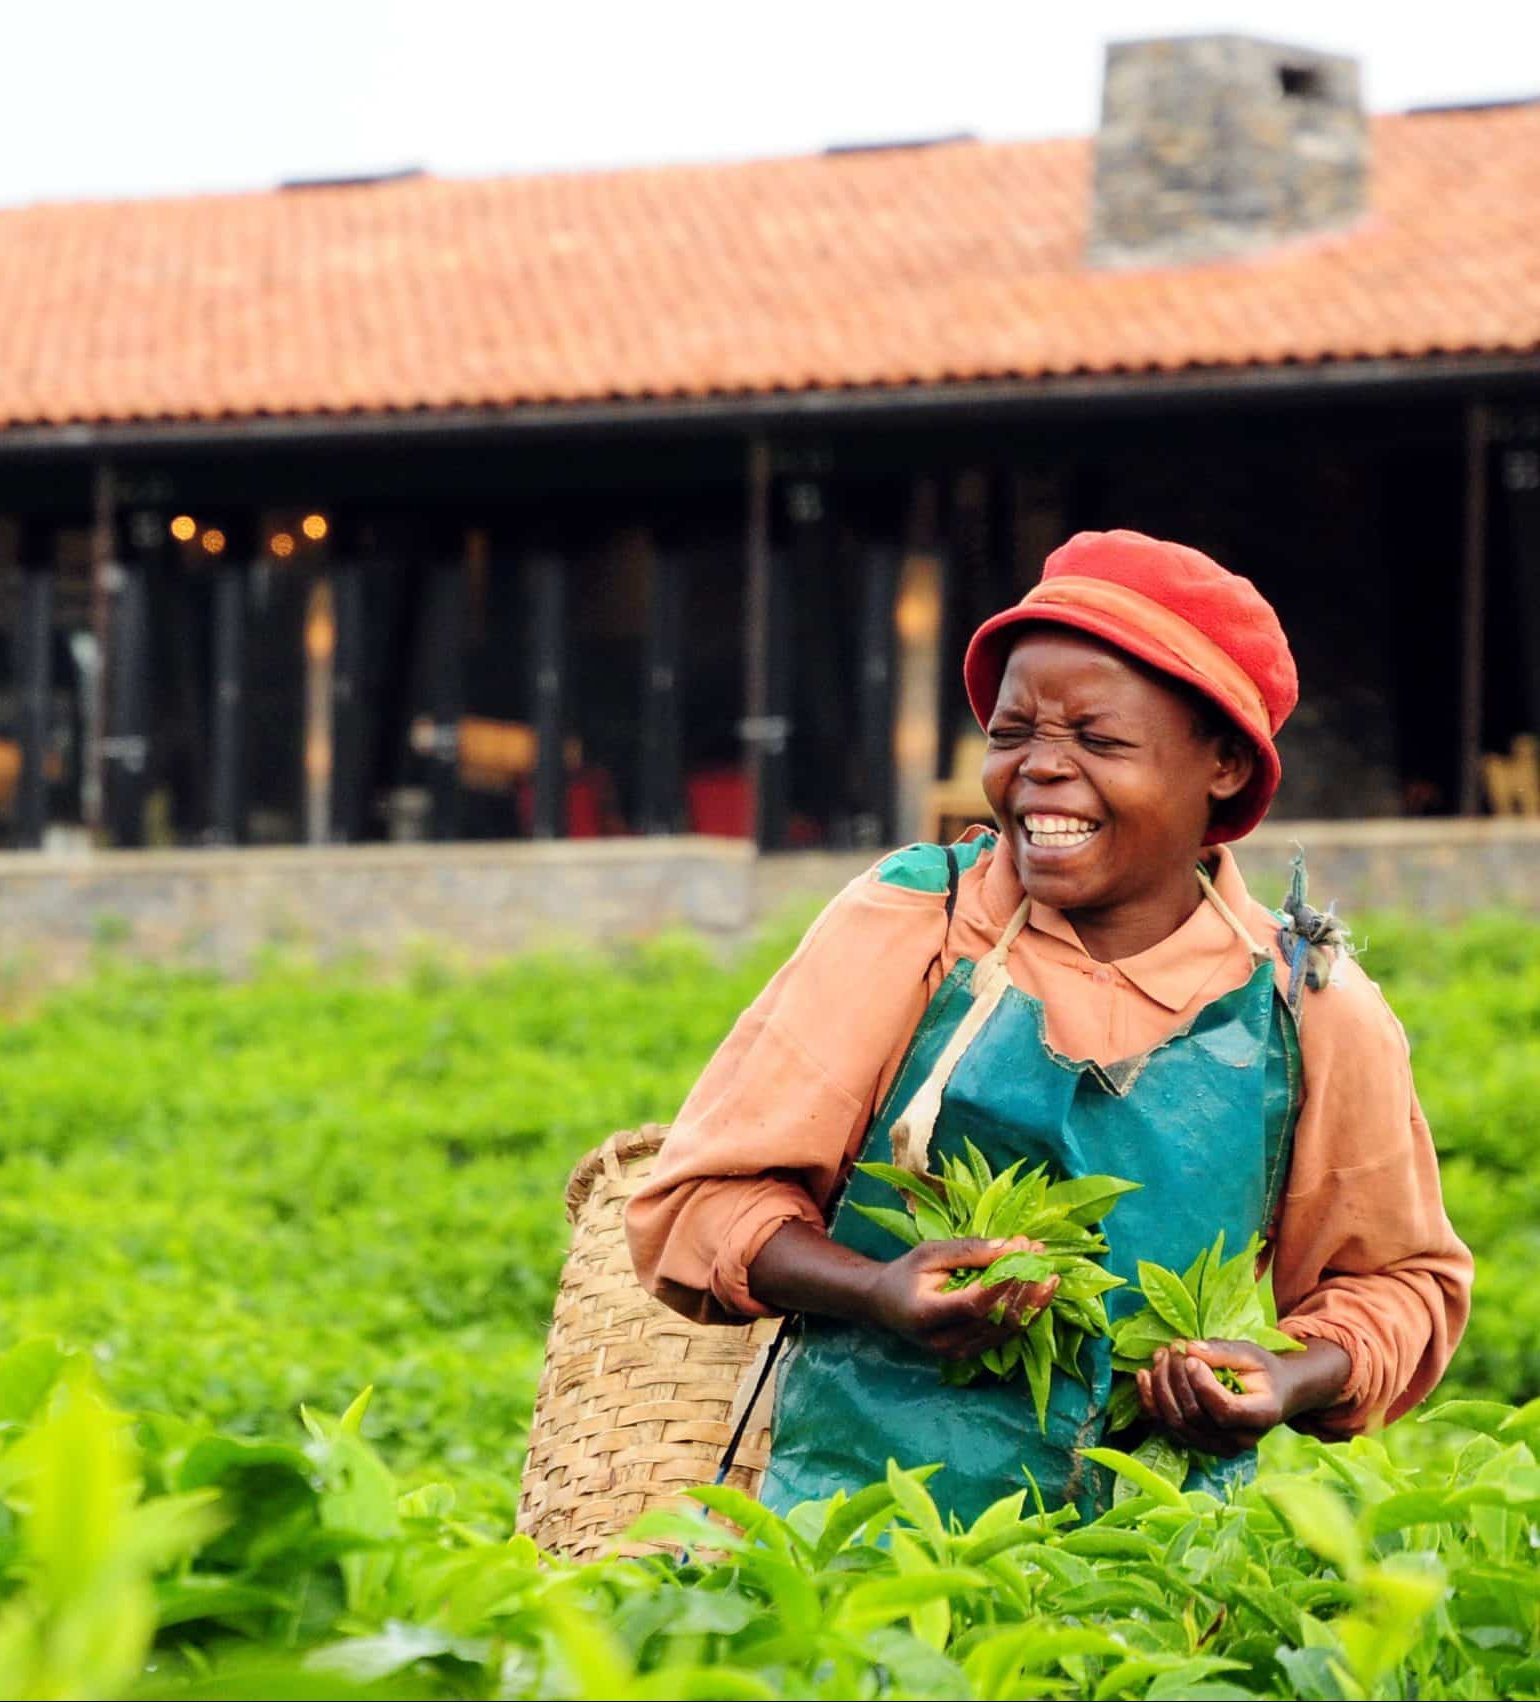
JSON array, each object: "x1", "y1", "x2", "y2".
[{"x1": 759, "y1": 866, "x2": 1300, "y2": 1527}]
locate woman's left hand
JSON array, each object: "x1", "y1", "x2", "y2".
[{"x1": 1135, "y1": 1337, "x2": 1352, "y2": 1457}]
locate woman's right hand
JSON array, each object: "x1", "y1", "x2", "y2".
[{"x1": 861, "y1": 1237, "x2": 1058, "y2": 1362}]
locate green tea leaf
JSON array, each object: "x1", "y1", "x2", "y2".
[
  {"x1": 853, "y1": 1162, "x2": 950, "y2": 1215},
  {"x1": 978, "y1": 1251, "x2": 1054, "y2": 1289},
  {"x1": 1043, "y1": 1174, "x2": 1144, "y2": 1225},
  {"x1": 970, "y1": 1159, "x2": 1027, "y2": 1236},
  {"x1": 849, "y1": 1203, "x2": 923, "y2": 1248},
  {"x1": 1136, "y1": 1261, "x2": 1201, "y2": 1339},
  {"x1": 835, "y1": 1568, "x2": 989, "y2": 1632},
  {"x1": 1262, "y1": 1477, "x2": 1363, "y2": 1575},
  {"x1": 1078, "y1": 1444, "x2": 1189, "y2": 1507},
  {"x1": 1111, "y1": 1313, "x2": 1180, "y2": 1361}
]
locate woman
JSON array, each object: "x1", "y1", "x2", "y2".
[{"x1": 627, "y1": 529, "x2": 1472, "y2": 1524}]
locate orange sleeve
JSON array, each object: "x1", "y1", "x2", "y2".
[
  {"x1": 624, "y1": 869, "x2": 947, "y2": 1324},
  {"x1": 1271, "y1": 958, "x2": 1473, "y2": 1435}
]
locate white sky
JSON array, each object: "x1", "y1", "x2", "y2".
[{"x1": 0, "y1": 0, "x2": 1535, "y2": 207}]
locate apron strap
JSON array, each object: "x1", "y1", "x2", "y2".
[
  {"x1": 891, "y1": 863, "x2": 1272, "y2": 1179},
  {"x1": 890, "y1": 894, "x2": 1031, "y2": 1175},
  {"x1": 1194, "y1": 862, "x2": 1272, "y2": 968}
]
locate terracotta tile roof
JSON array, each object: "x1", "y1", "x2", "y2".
[{"x1": 0, "y1": 104, "x2": 1536, "y2": 429}]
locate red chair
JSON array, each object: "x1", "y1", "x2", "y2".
[{"x1": 686, "y1": 767, "x2": 753, "y2": 838}]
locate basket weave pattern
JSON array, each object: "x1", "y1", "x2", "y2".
[{"x1": 516, "y1": 1124, "x2": 779, "y2": 1558}]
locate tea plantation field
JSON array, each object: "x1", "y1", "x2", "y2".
[{"x1": 0, "y1": 907, "x2": 1528, "y2": 1697}]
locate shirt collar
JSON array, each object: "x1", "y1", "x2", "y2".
[{"x1": 980, "y1": 840, "x2": 1260, "y2": 1013}]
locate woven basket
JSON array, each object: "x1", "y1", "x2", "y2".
[{"x1": 516, "y1": 1123, "x2": 780, "y2": 1558}]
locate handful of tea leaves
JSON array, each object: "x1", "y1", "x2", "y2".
[
  {"x1": 1106, "y1": 1230, "x2": 1304, "y2": 1436},
  {"x1": 852, "y1": 1140, "x2": 1138, "y2": 1428}
]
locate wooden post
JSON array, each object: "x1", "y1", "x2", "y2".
[
  {"x1": 104, "y1": 510, "x2": 154, "y2": 847},
  {"x1": 209, "y1": 542, "x2": 247, "y2": 847},
  {"x1": 16, "y1": 523, "x2": 52, "y2": 850},
  {"x1": 529, "y1": 550, "x2": 567, "y2": 840},
  {"x1": 856, "y1": 542, "x2": 898, "y2": 846},
  {"x1": 640, "y1": 542, "x2": 683, "y2": 834},
  {"x1": 419, "y1": 546, "x2": 466, "y2": 843},
  {"x1": 84, "y1": 461, "x2": 115, "y2": 837},
  {"x1": 303, "y1": 577, "x2": 336, "y2": 845},
  {"x1": 741, "y1": 438, "x2": 791, "y2": 850},
  {"x1": 330, "y1": 523, "x2": 369, "y2": 843},
  {"x1": 937, "y1": 469, "x2": 990, "y2": 781},
  {"x1": 1500, "y1": 439, "x2": 1540, "y2": 737},
  {"x1": 893, "y1": 479, "x2": 943, "y2": 844},
  {"x1": 1459, "y1": 401, "x2": 1491, "y2": 816}
]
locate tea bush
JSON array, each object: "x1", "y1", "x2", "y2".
[
  {"x1": 0, "y1": 906, "x2": 1527, "y2": 1695},
  {"x1": 0, "y1": 908, "x2": 1528, "y2": 1508},
  {"x1": 0, "y1": 1341, "x2": 1536, "y2": 1700},
  {"x1": 0, "y1": 927, "x2": 804, "y2": 1509}
]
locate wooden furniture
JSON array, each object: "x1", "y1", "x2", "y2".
[
  {"x1": 1482, "y1": 734, "x2": 1540, "y2": 817},
  {"x1": 923, "y1": 733, "x2": 995, "y2": 843}
]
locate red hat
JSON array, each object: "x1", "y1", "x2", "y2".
[{"x1": 962, "y1": 530, "x2": 1298, "y2": 844}]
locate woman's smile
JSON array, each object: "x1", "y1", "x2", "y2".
[{"x1": 1020, "y1": 812, "x2": 1103, "y2": 851}]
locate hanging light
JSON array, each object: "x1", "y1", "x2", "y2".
[
  {"x1": 200, "y1": 528, "x2": 227, "y2": 556},
  {"x1": 169, "y1": 514, "x2": 197, "y2": 542},
  {"x1": 269, "y1": 532, "x2": 296, "y2": 559},
  {"x1": 301, "y1": 513, "x2": 329, "y2": 542}
]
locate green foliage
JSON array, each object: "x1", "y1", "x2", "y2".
[
  {"x1": 0, "y1": 905, "x2": 1525, "y2": 1693},
  {"x1": 1337, "y1": 911, "x2": 1540, "y2": 1407},
  {"x1": 0, "y1": 1345, "x2": 1535, "y2": 1700},
  {"x1": 854, "y1": 1144, "x2": 1134, "y2": 1420},
  {"x1": 0, "y1": 926, "x2": 807, "y2": 1512}
]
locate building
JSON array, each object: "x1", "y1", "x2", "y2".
[{"x1": 0, "y1": 35, "x2": 1536, "y2": 854}]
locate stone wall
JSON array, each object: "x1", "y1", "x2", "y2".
[
  {"x1": 0, "y1": 837, "x2": 757, "y2": 984},
  {"x1": 0, "y1": 821, "x2": 1532, "y2": 987}
]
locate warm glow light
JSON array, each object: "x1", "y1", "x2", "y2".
[
  {"x1": 200, "y1": 528, "x2": 227, "y2": 556},
  {"x1": 269, "y1": 532, "x2": 296, "y2": 559},
  {"x1": 301, "y1": 513, "x2": 329, "y2": 541},
  {"x1": 170, "y1": 514, "x2": 197, "y2": 542},
  {"x1": 895, "y1": 578, "x2": 941, "y2": 643},
  {"x1": 305, "y1": 594, "x2": 336, "y2": 663}
]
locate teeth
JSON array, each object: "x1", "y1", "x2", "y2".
[
  {"x1": 1022, "y1": 813, "x2": 1100, "y2": 849},
  {"x1": 1025, "y1": 814, "x2": 1098, "y2": 834}
]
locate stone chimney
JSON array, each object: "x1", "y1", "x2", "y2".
[{"x1": 1088, "y1": 36, "x2": 1367, "y2": 268}]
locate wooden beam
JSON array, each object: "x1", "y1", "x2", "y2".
[
  {"x1": 742, "y1": 437, "x2": 772, "y2": 846},
  {"x1": 16, "y1": 524, "x2": 52, "y2": 850},
  {"x1": 857, "y1": 542, "x2": 898, "y2": 846},
  {"x1": 84, "y1": 461, "x2": 115, "y2": 837},
  {"x1": 105, "y1": 510, "x2": 154, "y2": 847},
  {"x1": 419, "y1": 546, "x2": 466, "y2": 842},
  {"x1": 529, "y1": 550, "x2": 567, "y2": 840},
  {"x1": 1459, "y1": 401, "x2": 1491, "y2": 816},
  {"x1": 741, "y1": 438, "x2": 793, "y2": 849},
  {"x1": 209, "y1": 545, "x2": 247, "y2": 847},
  {"x1": 892, "y1": 478, "x2": 942, "y2": 844},
  {"x1": 1499, "y1": 440, "x2": 1540, "y2": 737},
  {"x1": 329, "y1": 526, "x2": 369, "y2": 843},
  {"x1": 640, "y1": 539, "x2": 683, "y2": 834}
]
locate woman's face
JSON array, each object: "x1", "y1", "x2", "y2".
[{"x1": 980, "y1": 630, "x2": 1254, "y2": 922}]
